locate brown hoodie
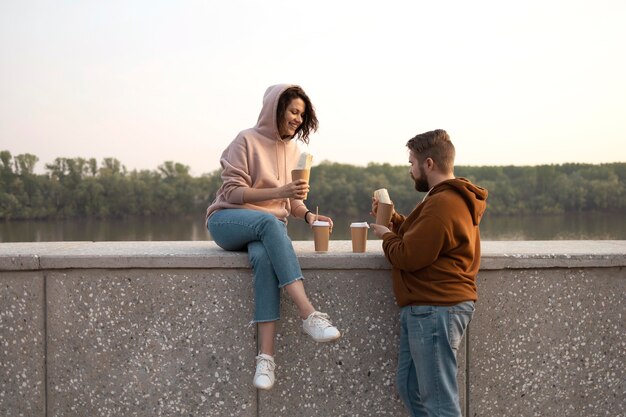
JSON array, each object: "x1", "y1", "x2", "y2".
[
  {"x1": 382, "y1": 178, "x2": 488, "y2": 307},
  {"x1": 205, "y1": 84, "x2": 307, "y2": 224}
]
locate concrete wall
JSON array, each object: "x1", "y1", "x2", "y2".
[{"x1": 0, "y1": 240, "x2": 624, "y2": 417}]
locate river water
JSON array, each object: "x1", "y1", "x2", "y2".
[{"x1": 1, "y1": 212, "x2": 624, "y2": 242}]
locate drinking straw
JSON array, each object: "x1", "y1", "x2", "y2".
[{"x1": 316, "y1": 206, "x2": 319, "y2": 222}]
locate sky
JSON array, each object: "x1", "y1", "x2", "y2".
[{"x1": 1, "y1": 0, "x2": 625, "y2": 176}]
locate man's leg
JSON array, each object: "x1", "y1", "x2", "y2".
[
  {"x1": 405, "y1": 305, "x2": 464, "y2": 417},
  {"x1": 396, "y1": 307, "x2": 429, "y2": 417}
]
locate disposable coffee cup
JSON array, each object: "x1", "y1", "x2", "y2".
[
  {"x1": 350, "y1": 222, "x2": 369, "y2": 253},
  {"x1": 376, "y1": 202, "x2": 394, "y2": 226},
  {"x1": 312, "y1": 220, "x2": 330, "y2": 252},
  {"x1": 291, "y1": 169, "x2": 311, "y2": 200}
]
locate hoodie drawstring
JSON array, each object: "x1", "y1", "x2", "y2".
[
  {"x1": 275, "y1": 139, "x2": 289, "y2": 182},
  {"x1": 275, "y1": 141, "x2": 280, "y2": 180}
]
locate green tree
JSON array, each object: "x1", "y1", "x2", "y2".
[
  {"x1": 1, "y1": 150, "x2": 624, "y2": 221},
  {"x1": 14, "y1": 153, "x2": 39, "y2": 175}
]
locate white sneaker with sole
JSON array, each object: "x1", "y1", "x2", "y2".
[
  {"x1": 253, "y1": 353, "x2": 275, "y2": 390},
  {"x1": 302, "y1": 311, "x2": 341, "y2": 342}
]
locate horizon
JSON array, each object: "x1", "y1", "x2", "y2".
[
  {"x1": 1, "y1": 0, "x2": 625, "y2": 175},
  {"x1": 1, "y1": 148, "x2": 625, "y2": 177}
]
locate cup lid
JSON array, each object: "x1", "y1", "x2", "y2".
[
  {"x1": 350, "y1": 222, "x2": 369, "y2": 228},
  {"x1": 312, "y1": 220, "x2": 330, "y2": 226}
]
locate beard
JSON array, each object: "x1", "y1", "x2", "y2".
[
  {"x1": 413, "y1": 177, "x2": 430, "y2": 192},
  {"x1": 411, "y1": 166, "x2": 430, "y2": 192}
]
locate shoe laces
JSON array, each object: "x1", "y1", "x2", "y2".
[
  {"x1": 308, "y1": 311, "x2": 333, "y2": 329},
  {"x1": 255, "y1": 355, "x2": 275, "y2": 375}
]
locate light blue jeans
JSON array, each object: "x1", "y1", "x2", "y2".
[
  {"x1": 397, "y1": 301, "x2": 475, "y2": 417},
  {"x1": 207, "y1": 209, "x2": 304, "y2": 323}
]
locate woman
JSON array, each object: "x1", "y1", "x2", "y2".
[{"x1": 206, "y1": 84, "x2": 341, "y2": 390}]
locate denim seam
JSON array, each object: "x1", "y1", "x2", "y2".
[
  {"x1": 210, "y1": 219, "x2": 264, "y2": 237},
  {"x1": 432, "y1": 313, "x2": 442, "y2": 414},
  {"x1": 253, "y1": 317, "x2": 280, "y2": 323},
  {"x1": 447, "y1": 313, "x2": 457, "y2": 349},
  {"x1": 278, "y1": 275, "x2": 304, "y2": 289}
]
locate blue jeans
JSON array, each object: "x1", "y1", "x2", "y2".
[
  {"x1": 396, "y1": 301, "x2": 475, "y2": 417},
  {"x1": 207, "y1": 209, "x2": 304, "y2": 322}
]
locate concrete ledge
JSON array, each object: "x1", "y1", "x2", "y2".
[
  {"x1": 481, "y1": 240, "x2": 626, "y2": 269},
  {"x1": 1, "y1": 240, "x2": 624, "y2": 416},
  {"x1": 0, "y1": 240, "x2": 624, "y2": 270}
]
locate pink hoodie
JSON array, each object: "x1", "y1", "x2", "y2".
[{"x1": 205, "y1": 84, "x2": 308, "y2": 224}]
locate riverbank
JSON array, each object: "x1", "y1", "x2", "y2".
[{"x1": 2, "y1": 212, "x2": 626, "y2": 242}]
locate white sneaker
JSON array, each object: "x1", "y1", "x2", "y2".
[
  {"x1": 302, "y1": 311, "x2": 341, "y2": 342},
  {"x1": 253, "y1": 353, "x2": 275, "y2": 390}
]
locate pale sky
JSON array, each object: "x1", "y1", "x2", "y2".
[{"x1": 1, "y1": 0, "x2": 625, "y2": 176}]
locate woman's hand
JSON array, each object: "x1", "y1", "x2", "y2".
[
  {"x1": 309, "y1": 213, "x2": 334, "y2": 233},
  {"x1": 280, "y1": 179, "x2": 310, "y2": 200}
]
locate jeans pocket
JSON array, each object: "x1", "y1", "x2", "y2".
[
  {"x1": 448, "y1": 306, "x2": 474, "y2": 352},
  {"x1": 409, "y1": 305, "x2": 435, "y2": 319}
]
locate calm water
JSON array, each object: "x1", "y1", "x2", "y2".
[{"x1": 0, "y1": 212, "x2": 624, "y2": 242}]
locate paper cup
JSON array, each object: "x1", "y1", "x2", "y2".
[
  {"x1": 375, "y1": 202, "x2": 394, "y2": 226},
  {"x1": 350, "y1": 222, "x2": 369, "y2": 253},
  {"x1": 312, "y1": 220, "x2": 330, "y2": 252},
  {"x1": 291, "y1": 169, "x2": 310, "y2": 200}
]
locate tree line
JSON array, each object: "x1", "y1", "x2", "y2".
[{"x1": 1, "y1": 150, "x2": 624, "y2": 221}]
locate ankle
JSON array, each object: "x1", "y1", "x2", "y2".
[{"x1": 300, "y1": 308, "x2": 315, "y2": 320}]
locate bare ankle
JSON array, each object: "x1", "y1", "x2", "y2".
[{"x1": 300, "y1": 308, "x2": 315, "y2": 320}]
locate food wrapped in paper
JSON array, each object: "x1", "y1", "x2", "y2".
[
  {"x1": 296, "y1": 152, "x2": 313, "y2": 170},
  {"x1": 373, "y1": 188, "x2": 392, "y2": 204}
]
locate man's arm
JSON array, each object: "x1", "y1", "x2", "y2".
[{"x1": 381, "y1": 214, "x2": 447, "y2": 272}]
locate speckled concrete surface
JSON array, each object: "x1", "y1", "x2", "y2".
[
  {"x1": 46, "y1": 269, "x2": 257, "y2": 417},
  {"x1": 1, "y1": 241, "x2": 624, "y2": 417},
  {"x1": 0, "y1": 271, "x2": 45, "y2": 416},
  {"x1": 258, "y1": 269, "x2": 467, "y2": 417},
  {"x1": 471, "y1": 267, "x2": 625, "y2": 417}
]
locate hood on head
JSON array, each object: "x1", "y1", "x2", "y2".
[
  {"x1": 431, "y1": 178, "x2": 488, "y2": 225},
  {"x1": 255, "y1": 84, "x2": 297, "y2": 140}
]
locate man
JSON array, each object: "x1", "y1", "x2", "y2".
[{"x1": 370, "y1": 129, "x2": 488, "y2": 417}]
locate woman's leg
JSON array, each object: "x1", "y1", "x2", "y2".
[
  {"x1": 209, "y1": 209, "x2": 339, "y2": 343},
  {"x1": 249, "y1": 239, "x2": 339, "y2": 344},
  {"x1": 284, "y1": 280, "x2": 315, "y2": 319},
  {"x1": 209, "y1": 209, "x2": 303, "y2": 278},
  {"x1": 254, "y1": 321, "x2": 277, "y2": 390},
  {"x1": 209, "y1": 209, "x2": 315, "y2": 316},
  {"x1": 248, "y1": 240, "x2": 281, "y2": 323},
  {"x1": 257, "y1": 321, "x2": 276, "y2": 356},
  {"x1": 248, "y1": 240, "x2": 316, "y2": 320}
]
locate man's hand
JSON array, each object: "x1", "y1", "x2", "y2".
[
  {"x1": 370, "y1": 197, "x2": 379, "y2": 219},
  {"x1": 370, "y1": 223, "x2": 391, "y2": 238}
]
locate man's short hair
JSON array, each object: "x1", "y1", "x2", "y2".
[{"x1": 406, "y1": 129, "x2": 455, "y2": 173}]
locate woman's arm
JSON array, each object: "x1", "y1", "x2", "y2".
[{"x1": 242, "y1": 179, "x2": 310, "y2": 203}]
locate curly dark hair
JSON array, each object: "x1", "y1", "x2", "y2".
[{"x1": 276, "y1": 86, "x2": 319, "y2": 144}]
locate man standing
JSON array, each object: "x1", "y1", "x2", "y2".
[{"x1": 370, "y1": 129, "x2": 487, "y2": 417}]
